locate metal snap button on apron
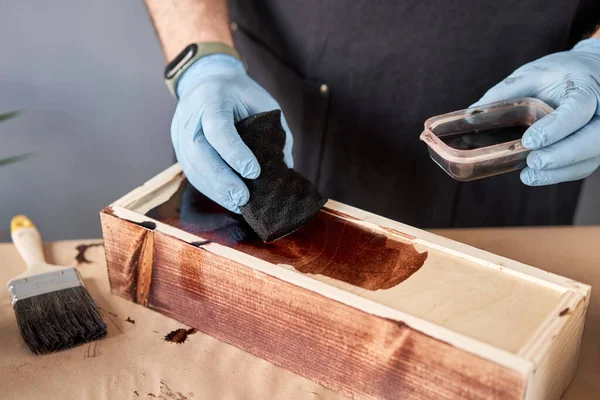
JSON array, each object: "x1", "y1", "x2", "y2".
[{"x1": 319, "y1": 84, "x2": 329, "y2": 96}]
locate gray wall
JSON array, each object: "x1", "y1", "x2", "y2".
[
  {"x1": 0, "y1": 1, "x2": 597, "y2": 242},
  {"x1": 0, "y1": 1, "x2": 174, "y2": 241}
]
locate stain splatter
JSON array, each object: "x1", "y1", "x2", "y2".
[
  {"x1": 75, "y1": 242, "x2": 104, "y2": 264},
  {"x1": 133, "y1": 391, "x2": 139, "y2": 397},
  {"x1": 108, "y1": 311, "x2": 118, "y2": 317},
  {"x1": 299, "y1": 388, "x2": 321, "y2": 398},
  {"x1": 164, "y1": 328, "x2": 197, "y2": 344},
  {"x1": 559, "y1": 307, "x2": 571, "y2": 317},
  {"x1": 125, "y1": 317, "x2": 135, "y2": 324},
  {"x1": 152, "y1": 330, "x2": 159, "y2": 334},
  {"x1": 146, "y1": 380, "x2": 192, "y2": 400},
  {"x1": 12, "y1": 362, "x2": 28, "y2": 373},
  {"x1": 160, "y1": 380, "x2": 191, "y2": 400}
]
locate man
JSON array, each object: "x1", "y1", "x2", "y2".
[{"x1": 144, "y1": 0, "x2": 600, "y2": 228}]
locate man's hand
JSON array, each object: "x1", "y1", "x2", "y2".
[
  {"x1": 472, "y1": 37, "x2": 600, "y2": 186},
  {"x1": 144, "y1": 0, "x2": 294, "y2": 212},
  {"x1": 172, "y1": 54, "x2": 293, "y2": 213}
]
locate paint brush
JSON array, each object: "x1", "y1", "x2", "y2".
[{"x1": 7, "y1": 215, "x2": 107, "y2": 354}]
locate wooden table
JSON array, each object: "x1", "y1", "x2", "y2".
[{"x1": 0, "y1": 227, "x2": 598, "y2": 399}]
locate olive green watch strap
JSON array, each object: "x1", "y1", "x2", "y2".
[{"x1": 164, "y1": 42, "x2": 245, "y2": 99}]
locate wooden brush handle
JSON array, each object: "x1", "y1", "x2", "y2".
[{"x1": 11, "y1": 215, "x2": 47, "y2": 268}]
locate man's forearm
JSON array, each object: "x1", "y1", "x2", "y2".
[{"x1": 144, "y1": 0, "x2": 234, "y2": 62}]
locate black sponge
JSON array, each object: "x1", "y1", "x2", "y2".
[{"x1": 235, "y1": 110, "x2": 327, "y2": 242}]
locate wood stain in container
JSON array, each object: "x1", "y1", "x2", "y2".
[
  {"x1": 439, "y1": 125, "x2": 528, "y2": 150},
  {"x1": 147, "y1": 181, "x2": 427, "y2": 290},
  {"x1": 420, "y1": 97, "x2": 553, "y2": 181}
]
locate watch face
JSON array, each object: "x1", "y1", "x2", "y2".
[{"x1": 164, "y1": 43, "x2": 198, "y2": 80}]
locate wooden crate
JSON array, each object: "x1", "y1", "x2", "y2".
[{"x1": 100, "y1": 164, "x2": 590, "y2": 400}]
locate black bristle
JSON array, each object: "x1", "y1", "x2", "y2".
[{"x1": 13, "y1": 286, "x2": 107, "y2": 354}]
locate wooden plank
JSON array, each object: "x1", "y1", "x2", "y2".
[
  {"x1": 101, "y1": 211, "x2": 526, "y2": 400},
  {"x1": 101, "y1": 164, "x2": 591, "y2": 399},
  {"x1": 105, "y1": 203, "x2": 535, "y2": 377},
  {"x1": 123, "y1": 178, "x2": 564, "y2": 354},
  {"x1": 522, "y1": 293, "x2": 588, "y2": 400},
  {"x1": 433, "y1": 226, "x2": 600, "y2": 400}
]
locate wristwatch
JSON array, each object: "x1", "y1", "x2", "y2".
[{"x1": 164, "y1": 42, "x2": 245, "y2": 99}]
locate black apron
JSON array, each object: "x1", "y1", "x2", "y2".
[{"x1": 229, "y1": 0, "x2": 600, "y2": 228}]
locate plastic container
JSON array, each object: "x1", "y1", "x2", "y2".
[{"x1": 420, "y1": 97, "x2": 553, "y2": 181}]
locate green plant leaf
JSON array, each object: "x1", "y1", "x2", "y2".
[
  {"x1": 0, "y1": 153, "x2": 32, "y2": 167},
  {"x1": 0, "y1": 110, "x2": 22, "y2": 123}
]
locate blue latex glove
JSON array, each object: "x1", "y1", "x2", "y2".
[
  {"x1": 472, "y1": 38, "x2": 600, "y2": 186},
  {"x1": 172, "y1": 54, "x2": 294, "y2": 213}
]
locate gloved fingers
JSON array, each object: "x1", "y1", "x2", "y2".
[
  {"x1": 521, "y1": 156, "x2": 600, "y2": 186},
  {"x1": 177, "y1": 132, "x2": 250, "y2": 213},
  {"x1": 526, "y1": 116, "x2": 600, "y2": 170},
  {"x1": 470, "y1": 72, "x2": 540, "y2": 108},
  {"x1": 202, "y1": 106, "x2": 261, "y2": 180},
  {"x1": 522, "y1": 85, "x2": 597, "y2": 149},
  {"x1": 280, "y1": 113, "x2": 295, "y2": 168}
]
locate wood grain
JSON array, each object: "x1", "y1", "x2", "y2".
[
  {"x1": 102, "y1": 207, "x2": 154, "y2": 303},
  {"x1": 101, "y1": 211, "x2": 525, "y2": 400},
  {"x1": 135, "y1": 229, "x2": 154, "y2": 307}
]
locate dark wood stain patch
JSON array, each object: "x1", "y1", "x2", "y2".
[
  {"x1": 164, "y1": 328, "x2": 197, "y2": 344},
  {"x1": 235, "y1": 213, "x2": 428, "y2": 290},
  {"x1": 135, "y1": 221, "x2": 157, "y2": 230},
  {"x1": 75, "y1": 242, "x2": 104, "y2": 264},
  {"x1": 125, "y1": 317, "x2": 135, "y2": 324},
  {"x1": 149, "y1": 182, "x2": 427, "y2": 290},
  {"x1": 559, "y1": 307, "x2": 570, "y2": 317},
  {"x1": 190, "y1": 240, "x2": 212, "y2": 247}
]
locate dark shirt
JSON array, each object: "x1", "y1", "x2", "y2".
[{"x1": 229, "y1": 0, "x2": 600, "y2": 228}]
